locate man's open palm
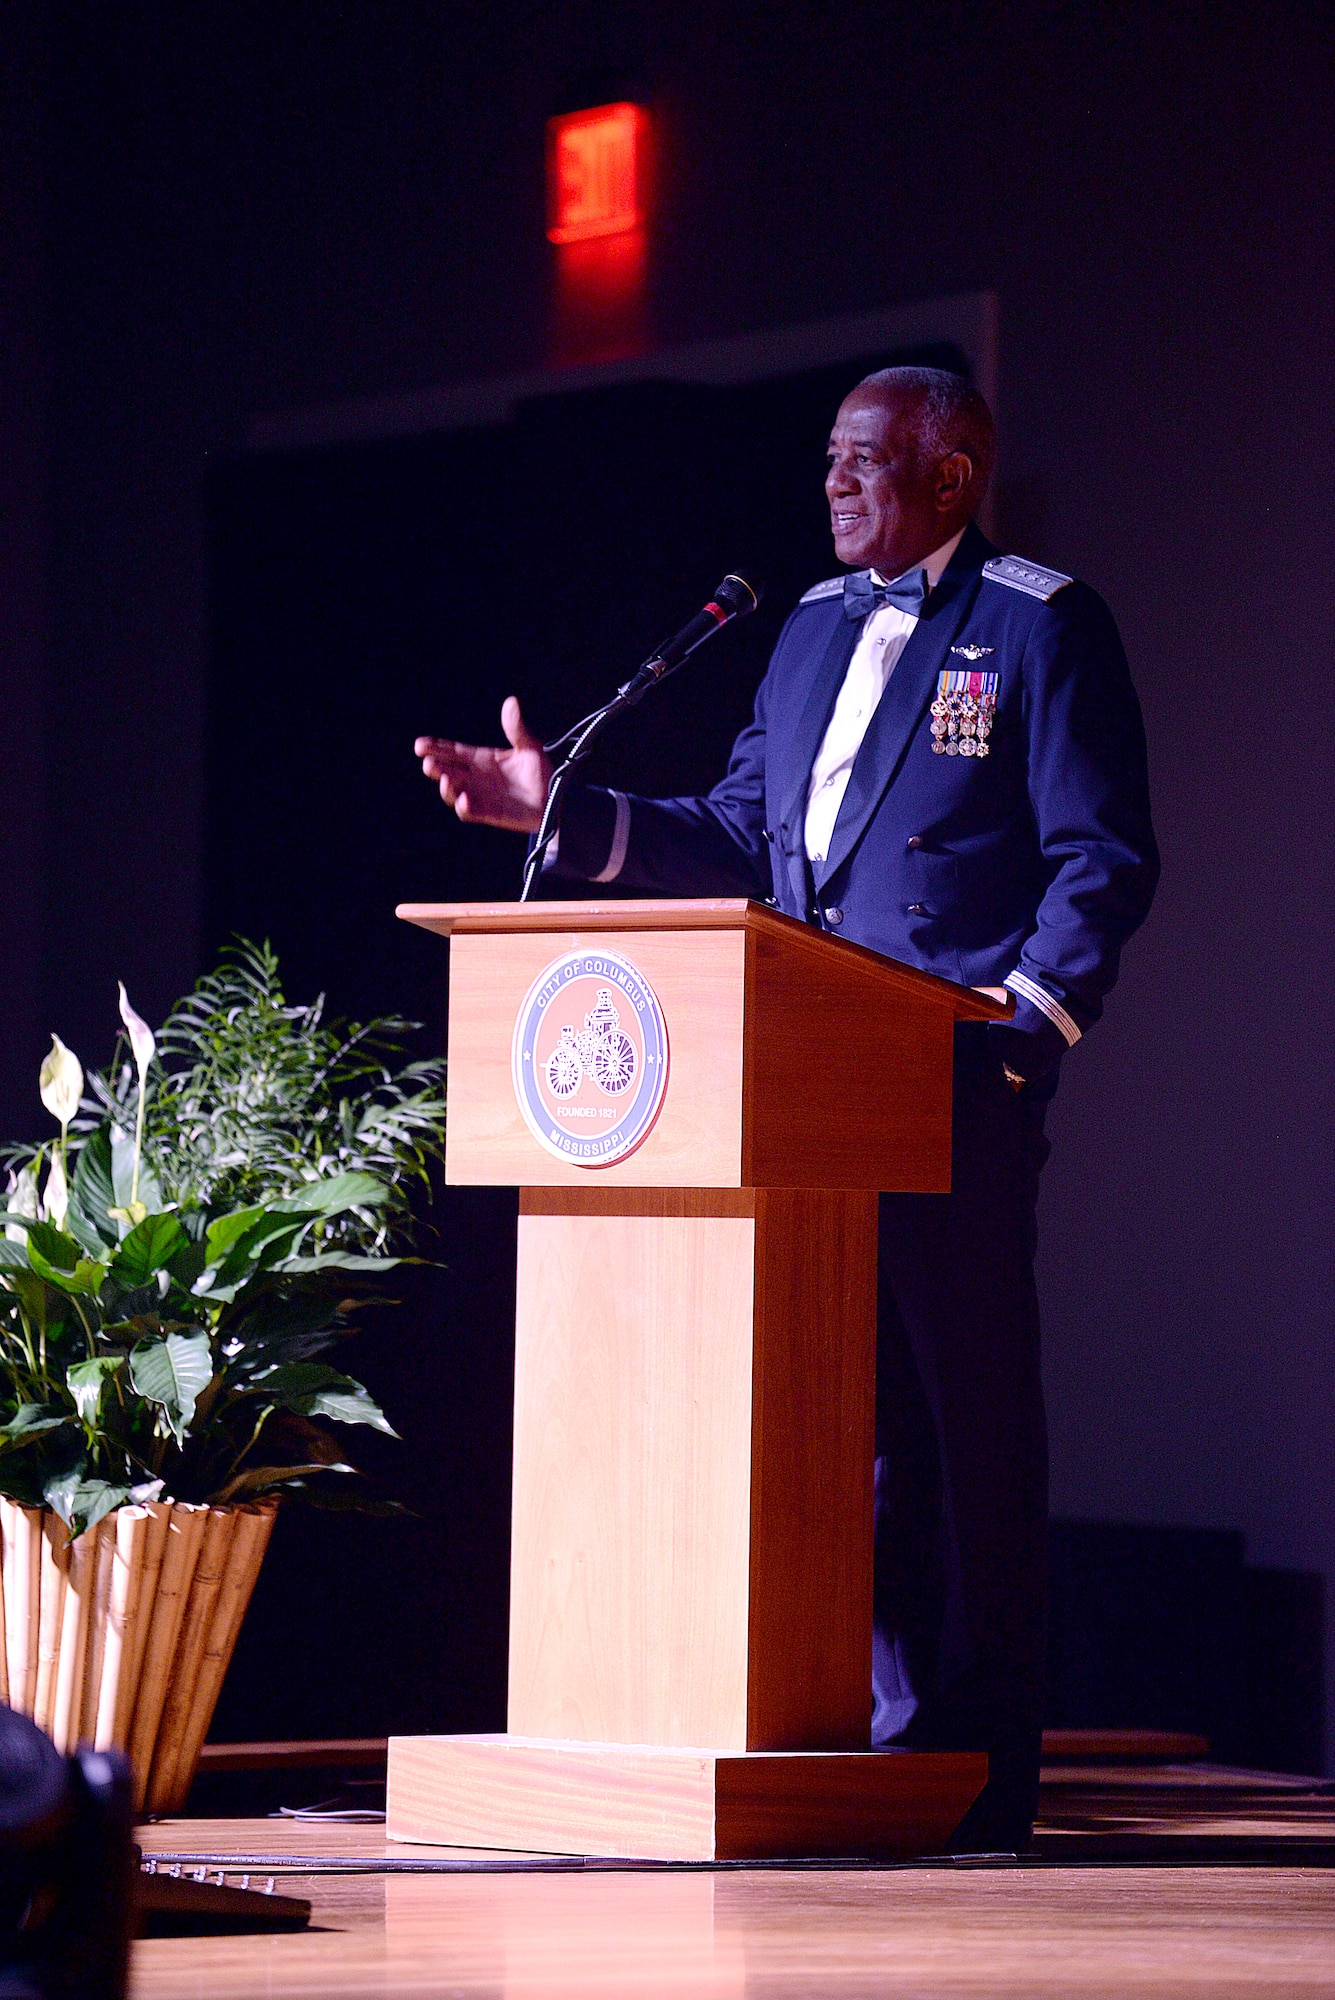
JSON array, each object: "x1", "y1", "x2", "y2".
[{"x1": 416, "y1": 697, "x2": 552, "y2": 833}]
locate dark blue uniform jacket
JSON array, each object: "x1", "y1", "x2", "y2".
[{"x1": 552, "y1": 522, "x2": 1159, "y2": 1075}]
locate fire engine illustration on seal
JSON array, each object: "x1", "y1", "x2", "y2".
[{"x1": 544, "y1": 988, "x2": 638, "y2": 1098}]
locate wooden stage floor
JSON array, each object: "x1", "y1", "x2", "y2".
[{"x1": 133, "y1": 1764, "x2": 1335, "y2": 1998}]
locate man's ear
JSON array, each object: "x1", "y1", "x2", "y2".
[{"x1": 937, "y1": 451, "x2": 974, "y2": 508}]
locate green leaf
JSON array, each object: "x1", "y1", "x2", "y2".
[
  {"x1": 165, "y1": 1234, "x2": 208, "y2": 1290},
  {"x1": 210, "y1": 1462, "x2": 352, "y2": 1504},
  {"x1": 61, "y1": 1198, "x2": 107, "y2": 1258},
  {"x1": 129, "y1": 1330, "x2": 213, "y2": 1443},
  {"x1": 203, "y1": 1205, "x2": 268, "y2": 1264},
  {"x1": 26, "y1": 1224, "x2": 107, "y2": 1297},
  {"x1": 108, "y1": 1213, "x2": 187, "y2": 1291},
  {"x1": 2, "y1": 1266, "x2": 58, "y2": 1327},
  {"x1": 27, "y1": 1251, "x2": 107, "y2": 1297},
  {"x1": 305, "y1": 1384, "x2": 395, "y2": 1433},
  {"x1": 66, "y1": 1355, "x2": 123, "y2": 1426},
  {"x1": 0, "y1": 1402, "x2": 66, "y2": 1440},
  {"x1": 277, "y1": 1252, "x2": 402, "y2": 1274},
  {"x1": 67, "y1": 1128, "x2": 119, "y2": 1249},
  {"x1": 272, "y1": 1173, "x2": 388, "y2": 1216},
  {"x1": 200, "y1": 1210, "x2": 311, "y2": 1294},
  {"x1": 44, "y1": 1469, "x2": 132, "y2": 1536},
  {"x1": 250, "y1": 1362, "x2": 396, "y2": 1435},
  {"x1": 242, "y1": 1361, "x2": 345, "y2": 1401},
  {"x1": 78, "y1": 1481, "x2": 133, "y2": 1532},
  {"x1": 0, "y1": 1420, "x2": 82, "y2": 1505},
  {"x1": 101, "y1": 1313, "x2": 170, "y2": 1346},
  {"x1": 39, "y1": 1466, "x2": 82, "y2": 1522},
  {"x1": 111, "y1": 1125, "x2": 163, "y2": 1218},
  {"x1": 224, "y1": 1286, "x2": 346, "y2": 1358},
  {"x1": 27, "y1": 1221, "x2": 77, "y2": 1271}
]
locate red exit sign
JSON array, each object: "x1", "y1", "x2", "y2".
[{"x1": 546, "y1": 102, "x2": 648, "y2": 244}]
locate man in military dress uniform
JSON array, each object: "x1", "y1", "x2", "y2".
[{"x1": 415, "y1": 367, "x2": 1159, "y2": 1851}]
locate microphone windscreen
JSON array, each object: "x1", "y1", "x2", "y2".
[{"x1": 714, "y1": 574, "x2": 764, "y2": 618}]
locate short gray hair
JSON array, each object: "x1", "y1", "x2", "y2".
[{"x1": 857, "y1": 366, "x2": 996, "y2": 499}]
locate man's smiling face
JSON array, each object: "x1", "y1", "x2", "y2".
[{"x1": 825, "y1": 384, "x2": 971, "y2": 578}]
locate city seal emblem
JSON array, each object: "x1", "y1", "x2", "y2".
[{"x1": 511, "y1": 949, "x2": 670, "y2": 1167}]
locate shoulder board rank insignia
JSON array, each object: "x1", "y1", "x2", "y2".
[
  {"x1": 982, "y1": 554, "x2": 1073, "y2": 601},
  {"x1": 798, "y1": 576, "x2": 846, "y2": 605}
]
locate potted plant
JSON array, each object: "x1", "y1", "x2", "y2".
[{"x1": 0, "y1": 942, "x2": 447, "y2": 1812}]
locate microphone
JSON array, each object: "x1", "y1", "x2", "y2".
[
  {"x1": 616, "y1": 573, "x2": 764, "y2": 705},
  {"x1": 521, "y1": 569, "x2": 764, "y2": 901}
]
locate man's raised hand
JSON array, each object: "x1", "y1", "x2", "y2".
[{"x1": 415, "y1": 697, "x2": 552, "y2": 833}]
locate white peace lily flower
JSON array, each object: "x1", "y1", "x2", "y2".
[
  {"x1": 117, "y1": 982, "x2": 156, "y2": 1082},
  {"x1": 42, "y1": 1151, "x2": 68, "y2": 1229},
  {"x1": 39, "y1": 1034, "x2": 84, "y2": 1129},
  {"x1": 5, "y1": 1166, "x2": 39, "y2": 1242},
  {"x1": 117, "y1": 982, "x2": 157, "y2": 1211}
]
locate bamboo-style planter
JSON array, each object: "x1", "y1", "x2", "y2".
[{"x1": 0, "y1": 1495, "x2": 276, "y2": 1814}]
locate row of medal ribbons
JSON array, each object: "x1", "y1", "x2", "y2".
[{"x1": 931, "y1": 668, "x2": 998, "y2": 758}]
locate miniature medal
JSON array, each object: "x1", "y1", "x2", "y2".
[{"x1": 932, "y1": 666, "x2": 1000, "y2": 759}]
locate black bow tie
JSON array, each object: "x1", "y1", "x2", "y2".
[{"x1": 843, "y1": 567, "x2": 930, "y2": 622}]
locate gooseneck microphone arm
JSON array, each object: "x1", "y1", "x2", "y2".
[{"x1": 519, "y1": 573, "x2": 763, "y2": 903}]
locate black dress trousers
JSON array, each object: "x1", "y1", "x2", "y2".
[{"x1": 872, "y1": 1023, "x2": 1053, "y2": 1852}]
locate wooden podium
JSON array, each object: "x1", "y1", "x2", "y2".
[{"x1": 387, "y1": 899, "x2": 1010, "y2": 1860}]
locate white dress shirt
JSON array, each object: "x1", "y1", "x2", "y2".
[{"x1": 803, "y1": 530, "x2": 965, "y2": 868}]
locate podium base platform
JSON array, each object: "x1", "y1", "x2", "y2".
[{"x1": 386, "y1": 1734, "x2": 987, "y2": 1861}]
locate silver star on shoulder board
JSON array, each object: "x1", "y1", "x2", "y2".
[{"x1": 951, "y1": 643, "x2": 996, "y2": 660}]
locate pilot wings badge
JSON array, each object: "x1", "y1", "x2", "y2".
[
  {"x1": 930, "y1": 666, "x2": 999, "y2": 757},
  {"x1": 951, "y1": 644, "x2": 995, "y2": 660}
]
